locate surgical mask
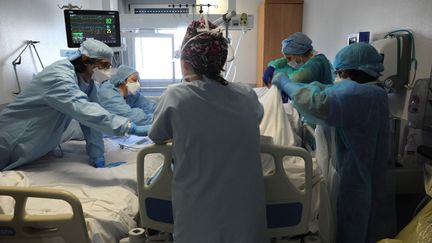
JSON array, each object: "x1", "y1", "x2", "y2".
[
  {"x1": 334, "y1": 73, "x2": 350, "y2": 83},
  {"x1": 126, "y1": 82, "x2": 141, "y2": 95},
  {"x1": 287, "y1": 60, "x2": 303, "y2": 69},
  {"x1": 334, "y1": 74, "x2": 343, "y2": 83},
  {"x1": 91, "y1": 68, "x2": 112, "y2": 83}
]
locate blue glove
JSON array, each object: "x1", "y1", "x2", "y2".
[
  {"x1": 94, "y1": 157, "x2": 126, "y2": 168},
  {"x1": 129, "y1": 123, "x2": 151, "y2": 137},
  {"x1": 271, "y1": 72, "x2": 291, "y2": 103},
  {"x1": 271, "y1": 72, "x2": 290, "y2": 90},
  {"x1": 262, "y1": 66, "x2": 275, "y2": 87},
  {"x1": 273, "y1": 72, "x2": 305, "y2": 100}
]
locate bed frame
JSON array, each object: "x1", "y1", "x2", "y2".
[
  {"x1": 0, "y1": 186, "x2": 90, "y2": 243},
  {"x1": 136, "y1": 143, "x2": 313, "y2": 240}
]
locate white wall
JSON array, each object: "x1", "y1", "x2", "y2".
[
  {"x1": 303, "y1": 0, "x2": 432, "y2": 80},
  {"x1": 2, "y1": 0, "x2": 431, "y2": 101},
  {"x1": 303, "y1": 0, "x2": 432, "y2": 153},
  {"x1": 0, "y1": 0, "x2": 104, "y2": 105},
  {"x1": 0, "y1": 0, "x2": 260, "y2": 105},
  {"x1": 226, "y1": 0, "x2": 261, "y2": 85}
]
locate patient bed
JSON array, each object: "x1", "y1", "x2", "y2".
[
  {"x1": 0, "y1": 87, "x2": 329, "y2": 242},
  {"x1": 136, "y1": 142, "x2": 314, "y2": 242},
  {"x1": 130, "y1": 87, "x2": 325, "y2": 241},
  {"x1": 0, "y1": 138, "x2": 163, "y2": 243}
]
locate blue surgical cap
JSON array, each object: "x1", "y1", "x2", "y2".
[
  {"x1": 281, "y1": 32, "x2": 313, "y2": 55},
  {"x1": 111, "y1": 65, "x2": 138, "y2": 86},
  {"x1": 69, "y1": 39, "x2": 113, "y2": 61},
  {"x1": 333, "y1": 43, "x2": 384, "y2": 78}
]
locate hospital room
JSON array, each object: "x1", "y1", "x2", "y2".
[{"x1": 1, "y1": 0, "x2": 432, "y2": 242}]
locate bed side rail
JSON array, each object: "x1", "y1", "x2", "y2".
[{"x1": 0, "y1": 186, "x2": 90, "y2": 243}]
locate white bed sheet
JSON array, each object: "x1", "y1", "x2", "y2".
[
  {"x1": 0, "y1": 138, "x2": 163, "y2": 243},
  {"x1": 1, "y1": 84, "x2": 325, "y2": 240},
  {"x1": 255, "y1": 86, "x2": 324, "y2": 233}
]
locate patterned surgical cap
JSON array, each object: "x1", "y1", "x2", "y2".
[{"x1": 181, "y1": 20, "x2": 228, "y2": 76}]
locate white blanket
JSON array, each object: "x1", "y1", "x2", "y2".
[
  {"x1": 255, "y1": 86, "x2": 323, "y2": 234},
  {"x1": 0, "y1": 138, "x2": 163, "y2": 243},
  {"x1": 258, "y1": 86, "x2": 302, "y2": 147}
]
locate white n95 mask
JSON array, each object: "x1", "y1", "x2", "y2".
[
  {"x1": 126, "y1": 82, "x2": 141, "y2": 95},
  {"x1": 92, "y1": 68, "x2": 112, "y2": 83}
]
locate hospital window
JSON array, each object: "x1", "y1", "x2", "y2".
[{"x1": 131, "y1": 28, "x2": 187, "y2": 96}]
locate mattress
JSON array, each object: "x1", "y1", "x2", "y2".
[{"x1": 0, "y1": 137, "x2": 163, "y2": 243}]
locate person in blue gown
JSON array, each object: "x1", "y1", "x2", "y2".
[
  {"x1": 98, "y1": 65, "x2": 155, "y2": 125},
  {"x1": 0, "y1": 39, "x2": 149, "y2": 170},
  {"x1": 262, "y1": 32, "x2": 333, "y2": 102},
  {"x1": 272, "y1": 42, "x2": 394, "y2": 243},
  {"x1": 149, "y1": 19, "x2": 268, "y2": 243}
]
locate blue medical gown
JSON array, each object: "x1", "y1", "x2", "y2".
[
  {"x1": 279, "y1": 79, "x2": 391, "y2": 243},
  {"x1": 0, "y1": 59, "x2": 129, "y2": 170},
  {"x1": 98, "y1": 81, "x2": 154, "y2": 125},
  {"x1": 126, "y1": 91, "x2": 157, "y2": 115},
  {"x1": 149, "y1": 78, "x2": 267, "y2": 243},
  {"x1": 77, "y1": 77, "x2": 105, "y2": 164},
  {"x1": 269, "y1": 54, "x2": 334, "y2": 84}
]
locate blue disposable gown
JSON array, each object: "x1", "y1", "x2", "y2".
[
  {"x1": 126, "y1": 92, "x2": 157, "y2": 115},
  {"x1": 268, "y1": 54, "x2": 334, "y2": 84},
  {"x1": 98, "y1": 81, "x2": 154, "y2": 125},
  {"x1": 0, "y1": 59, "x2": 129, "y2": 170},
  {"x1": 277, "y1": 78, "x2": 390, "y2": 243},
  {"x1": 149, "y1": 77, "x2": 268, "y2": 243},
  {"x1": 77, "y1": 76, "x2": 105, "y2": 164}
]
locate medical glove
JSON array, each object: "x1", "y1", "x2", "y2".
[
  {"x1": 271, "y1": 72, "x2": 290, "y2": 90},
  {"x1": 272, "y1": 72, "x2": 303, "y2": 96},
  {"x1": 105, "y1": 161, "x2": 127, "y2": 167},
  {"x1": 129, "y1": 122, "x2": 151, "y2": 137},
  {"x1": 94, "y1": 157, "x2": 126, "y2": 168},
  {"x1": 262, "y1": 66, "x2": 275, "y2": 87}
]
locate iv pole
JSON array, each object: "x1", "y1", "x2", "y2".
[{"x1": 12, "y1": 40, "x2": 44, "y2": 95}]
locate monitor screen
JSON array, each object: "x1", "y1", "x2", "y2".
[{"x1": 64, "y1": 10, "x2": 121, "y2": 48}]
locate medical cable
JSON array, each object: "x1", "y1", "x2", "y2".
[
  {"x1": 225, "y1": 28, "x2": 246, "y2": 80},
  {"x1": 180, "y1": 15, "x2": 234, "y2": 63}
]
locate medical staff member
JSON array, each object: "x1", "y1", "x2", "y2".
[
  {"x1": 98, "y1": 65, "x2": 155, "y2": 126},
  {"x1": 263, "y1": 32, "x2": 333, "y2": 102},
  {"x1": 0, "y1": 39, "x2": 150, "y2": 171},
  {"x1": 272, "y1": 43, "x2": 392, "y2": 243},
  {"x1": 149, "y1": 20, "x2": 268, "y2": 243}
]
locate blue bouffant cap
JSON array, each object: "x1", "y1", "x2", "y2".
[
  {"x1": 69, "y1": 39, "x2": 113, "y2": 61},
  {"x1": 334, "y1": 43, "x2": 384, "y2": 78},
  {"x1": 281, "y1": 32, "x2": 313, "y2": 55},
  {"x1": 111, "y1": 65, "x2": 138, "y2": 86}
]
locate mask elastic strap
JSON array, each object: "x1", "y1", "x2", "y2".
[{"x1": 182, "y1": 74, "x2": 199, "y2": 82}]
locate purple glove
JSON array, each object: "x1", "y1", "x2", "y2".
[{"x1": 262, "y1": 66, "x2": 275, "y2": 87}]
